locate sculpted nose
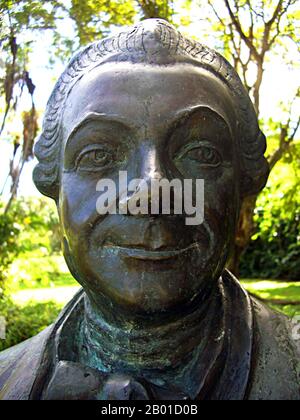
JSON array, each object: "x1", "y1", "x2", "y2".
[
  {"x1": 122, "y1": 145, "x2": 165, "y2": 214},
  {"x1": 139, "y1": 144, "x2": 167, "y2": 184},
  {"x1": 121, "y1": 143, "x2": 179, "y2": 217}
]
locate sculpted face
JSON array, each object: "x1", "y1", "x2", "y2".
[{"x1": 59, "y1": 62, "x2": 241, "y2": 315}]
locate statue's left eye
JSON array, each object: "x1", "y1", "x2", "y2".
[
  {"x1": 77, "y1": 148, "x2": 114, "y2": 171},
  {"x1": 176, "y1": 145, "x2": 221, "y2": 167},
  {"x1": 93, "y1": 150, "x2": 112, "y2": 164}
]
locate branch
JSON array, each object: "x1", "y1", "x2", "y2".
[
  {"x1": 290, "y1": 117, "x2": 300, "y2": 140},
  {"x1": 223, "y1": 0, "x2": 261, "y2": 62},
  {"x1": 246, "y1": 0, "x2": 265, "y2": 21},
  {"x1": 267, "y1": 17, "x2": 281, "y2": 50},
  {"x1": 208, "y1": 0, "x2": 226, "y2": 26},
  {"x1": 267, "y1": 88, "x2": 300, "y2": 170},
  {"x1": 253, "y1": 63, "x2": 264, "y2": 115},
  {"x1": 245, "y1": 0, "x2": 254, "y2": 42},
  {"x1": 268, "y1": 116, "x2": 300, "y2": 170},
  {"x1": 0, "y1": 34, "x2": 18, "y2": 136},
  {"x1": 266, "y1": 0, "x2": 283, "y2": 26},
  {"x1": 208, "y1": 0, "x2": 251, "y2": 80},
  {"x1": 136, "y1": 0, "x2": 165, "y2": 19},
  {"x1": 4, "y1": 103, "x2": 37, "y2": 213},
  {"x1": 262, "y1": 0, "x2": 295, "y2": 53}
]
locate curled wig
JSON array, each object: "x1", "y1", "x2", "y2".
[{"x1": 33, "y1": 19, "x2": 269, "y2": 199}]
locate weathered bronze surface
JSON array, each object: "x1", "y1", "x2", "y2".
[{"x1": 0, "y1": 19, "x2": 299, "y2": 400}]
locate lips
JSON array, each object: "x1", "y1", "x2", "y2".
[
  {"x1": 102, "y1": 243, "x2": 199, "y2": 261},
  {"x1": 92, "y1": 216, "x2": 210, "y2": 264}
]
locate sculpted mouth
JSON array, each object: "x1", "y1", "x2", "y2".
[{"x1": 101, "y1": 243, "x2": 199, "y2": 261}]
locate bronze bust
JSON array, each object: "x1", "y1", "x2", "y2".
[{"x1": 0, "y1": 19, "x2": 299, "y2": 400}]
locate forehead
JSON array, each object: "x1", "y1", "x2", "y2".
[{"x1": 62, "y1": 62, "x2": 237, "y2": 137}]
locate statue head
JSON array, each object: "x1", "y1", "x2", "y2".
[{"x1": 33, "y1": 19, "x2": 269, "y2": 317}]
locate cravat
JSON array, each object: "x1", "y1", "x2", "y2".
[{"x1": 43, "y1": 360, "x2": 189, "y2": 400}]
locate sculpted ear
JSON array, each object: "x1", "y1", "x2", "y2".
[{"x1": 32, "y1": 134, "x2": 59, "y2": 201}]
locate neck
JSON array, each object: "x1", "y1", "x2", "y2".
[{"x1": 79, "y1": 280, "x2": 225, "y2": 393}]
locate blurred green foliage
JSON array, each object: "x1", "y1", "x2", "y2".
[
  {"x1": 0, "y1": 202, "x2": 21, "y2": 296},
  {"x1": 0, "y1": 296, "x2": 62, "y2": 351},
  {"x1": 242, "y1": 280, "x2": 300, "y2": 317},
  {"x1": 9, "y1": 255, "x2": 68, "y2": 290},
  {"x1": 0, "y1": 196, "x2": 60, "y2": 295},
  {"x1": 241, "y1": 143, "x2": 300, "y2": 280}
]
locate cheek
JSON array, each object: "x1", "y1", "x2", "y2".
[
  {"x1": 204, "y1": 168, "x2": 240, "y2": 231},
  {"x1": 217, "y1": 176, "x2": 239, "y2": 216},
  {"x1": 59, "y1": 173, "x2": 101, "y2": 241}
]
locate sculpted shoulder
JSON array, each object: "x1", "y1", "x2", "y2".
[
  {"x1": 0, "y1": 289, "x2": 84, "y2": 400},
  {"x1": 248, "y1": 298, "x2": 300, "y2": 400},
  {"x1": 0, "y1": 325, "x2": 53, "y2": 400}
]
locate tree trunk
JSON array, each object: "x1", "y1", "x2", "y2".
[
  {"x1": 4, "y1": 159, "x2": 25, "y2": 214},
  {"x1": 137, "y1": 0, "x2": 172, "y2": 20},
  {"x1": 228, "y1": 195, "x2": 258, "y2": 276}
]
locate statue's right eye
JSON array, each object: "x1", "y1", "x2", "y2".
[{"x1": 76, "y1": 147, "x2": 114, "y2": 172}]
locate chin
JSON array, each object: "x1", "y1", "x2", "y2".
[
  {"x1": 90, "y1": 262, "x2": 213, "y2": 315},
  {"x1": 64, "y1": 238, "x2": 222, "y2": 315}
]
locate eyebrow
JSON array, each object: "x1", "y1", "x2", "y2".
[
  {"x1": 66, "y1": 106, "x2": 230, "y2": 146},
  {"x1": 170, "y1": 105, "x2": 230, "y2": 131},
  {"x1": 66, "y1": 112, "x2": 135, "y2": 145}
]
